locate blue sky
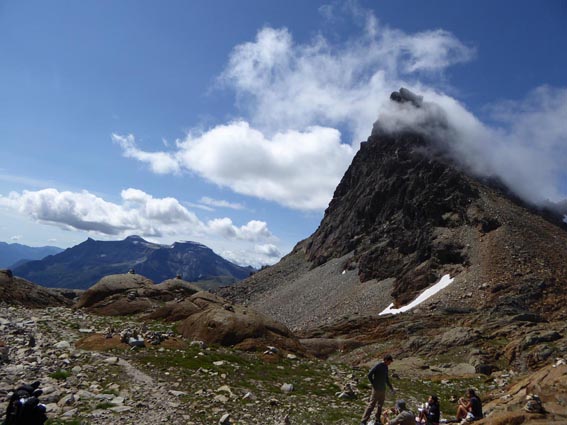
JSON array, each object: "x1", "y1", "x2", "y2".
[{"x1": 1, "y1": 1, "x2": 566, "y2": 267}]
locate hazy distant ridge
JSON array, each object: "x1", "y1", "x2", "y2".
[{"x1": 0, "y1": 241, "x2": 63, "y2": 268}]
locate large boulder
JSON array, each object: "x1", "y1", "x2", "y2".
[
  {"x1": 75, "y1": 273, "x2": 206, "y2": 315},
  {"x1": 144, "y1": 299, "x2": 201, "y2": 322},
  {"x1": 154, "y1": 277, "x2": 201, "y2": 300},
  {"x1": 75, "y1": 273, "x2": 177, "y2": 315},
  {"x1": 174, "y1": 292, "x2": 303, "y2": 352},
  {"x1": 76, "y1": 273, "x2": 157, "y2": 306}
]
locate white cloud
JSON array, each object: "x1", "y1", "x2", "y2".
[
  {"x1": 255, "y1": 243, "x2": 281, "y2": 258},
  {"x1": 0, "y1": 188, "x2": 275, "y2": 243},
  {"x1": 374, "y1": 86, "x2": 567, "y2": 205},
  {"x1": 115, "y1": 123, "x2": 353, "y2": 210},
  {"x1": 206, "y1": 218, "x2": 273, "y2": 242},
  {"x1": 112, "y1": 134, "x2": 180, "y2": 174},
  {"x1": 221, "y1": 243, "x2": 282, "y2": 268},
  {"x1": 184, "y1": 202, "x2": 215, "y2": 212},
  {"x1": 177, "y1": 122, "x2": 353, "y2": 210},
  {"x1": 114, "y1": 5, "x2": 565, "y2": 210},
  {"x1": 199, "y1": 196, "x2": 245, "y2": 210},
  {"x1": 479, "y1": 86, "x2": 567, "y2": 204},
  {"x1": 220, "y1": 22, "x2": 473, "y2": 143},
  {"x1": 115, "y1": 10, "x2": 473, "y2": 211}
]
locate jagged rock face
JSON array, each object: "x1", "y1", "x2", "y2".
[{"x1": 305, "y1": 131, "x2": 478, "y2": 305}]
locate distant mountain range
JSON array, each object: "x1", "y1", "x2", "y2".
[
  {"x1": 0, "y1": 241, "x2": 63, "y2": 268},
  {"x1": 13, "y1": 235, "x2": 255, "y2": 290}
]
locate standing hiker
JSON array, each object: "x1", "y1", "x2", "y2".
[{"x1": 361, "y1": 354, "x2": 395, "y2": 425}]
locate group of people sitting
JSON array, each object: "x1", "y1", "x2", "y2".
[
  {"x1": 376, "y1": 390, "x2": 483, "y2": 425},
  {"x1": 361, "y1": 355, "x2": 484, "y2": 425}
]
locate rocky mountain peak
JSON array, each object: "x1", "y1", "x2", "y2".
[
  {"x1": 306, "y1": 90, "x2": 481, "y2": 305},
  {"x1": 222, "y1": 89, "x2": 567, "y2": 332},
  {"x1": 389, "y1": 87, "x2": 423, "y2": 107}
]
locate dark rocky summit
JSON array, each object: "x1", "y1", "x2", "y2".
[
  {"x1": 305, "y1": 128, "x2": 479, "y2": 306},
  {"x1": 222, "y1": 88, "x2": 567, "y2": 319},
  {"x1": 389, "y1": 87, "x2": 423, "y2": 107}
]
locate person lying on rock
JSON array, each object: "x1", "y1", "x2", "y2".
[
  {"x1": 382, "y1": 399, "x2": 415, "y2": 425},
  {"x1": 456, "y1": 389, "x2": 483, "y2": 422},
  {"x1": 417, "y1": 394, "x2": 440, "y2": 425}
]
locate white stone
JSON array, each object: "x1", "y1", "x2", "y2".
[
  {"x1": 214, "y1": 394, "x2": 229, "y2": 403},
  {"x1": 110, "y1": 396, "x2": 125, "y2": 405},
  {"x1": 280, "y1": 383, "x2": 294, "y2": 393},
  {"x1": 55, "y1": 341, "x2": 71, "y2": 350},
  {"x1": 45, "y1": 403, "x2": 60, "y2": 413},
  {"x1": 216, "y1": 385, "x2": 233, "y2": 395},
  {"x1": 110, "y1": 405, "x2": 133, "y2": 413},
  {"x1": 190, "y1": 340, "x2": 207, "y2": 349}
]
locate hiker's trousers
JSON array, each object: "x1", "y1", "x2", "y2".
[{"x1": 362, "y1": 388, "x2": 386, "y2": 422}]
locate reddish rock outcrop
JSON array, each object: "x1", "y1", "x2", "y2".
[
  {"x1": 169, "y1": 292, "x2": 304, "y2": 352},
  {"x1": 0, "y1": 269, "x2": 73, "y2": 307}
]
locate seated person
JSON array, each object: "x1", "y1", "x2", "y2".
[
  {"x1": 456, "y1": 389, "x2": 483, "y2": 422},
  {"x1": 382, "y1": 399, "x2": 415, "y2": 425},
  {"x1": 417, "y1": 394, "x2": 440, "y2": 425}
]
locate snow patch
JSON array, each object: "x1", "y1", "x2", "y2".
[{"x1": 379, "y1": 274, "x2": 454, "y2": 316}]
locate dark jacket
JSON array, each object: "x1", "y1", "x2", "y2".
[
  {"x1": 367, "y1": 361, "x2": 393, "y2": 391},
  {"x1": 426, "y1": 402, "x2": 440, "y2": 423}
]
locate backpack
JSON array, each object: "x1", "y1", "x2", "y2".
[{"x1": 3, "y1": 382, "x2": 47, "y2": 425}]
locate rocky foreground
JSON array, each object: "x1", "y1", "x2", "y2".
[
  {"x1": 0, "y1": 304, "x2": 370, "y2": 424},
  {"x1": 2, "y1": 304, "x2": 566, "y2": 424}
]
